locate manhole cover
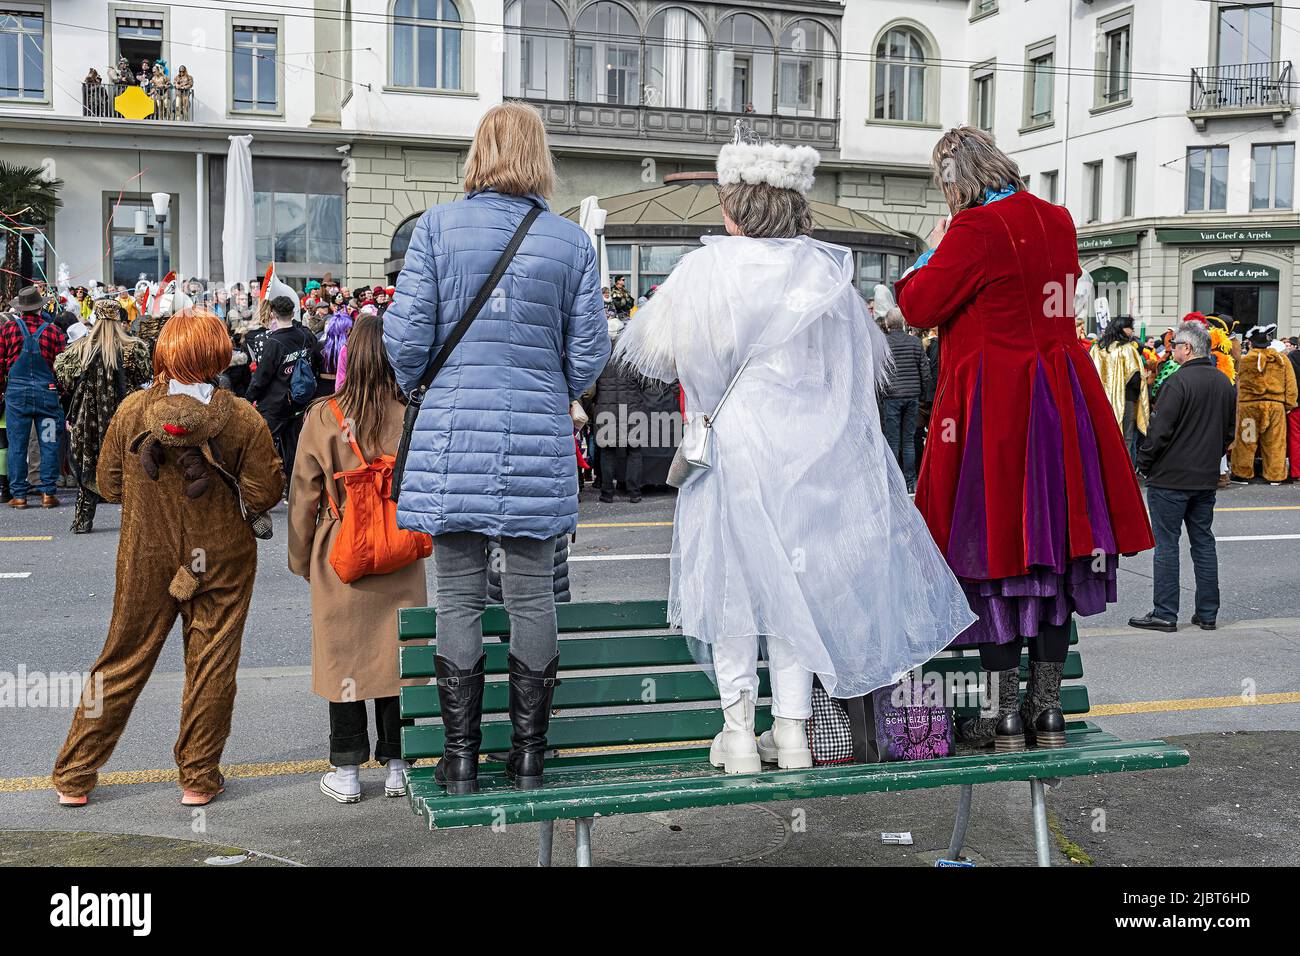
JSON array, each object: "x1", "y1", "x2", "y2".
[{"x1": 594, "y1": 804, "x2": 790, "y2": 866}]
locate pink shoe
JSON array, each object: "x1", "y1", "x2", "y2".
[
  {"x1": 57, "y1": 792, "x2": 88, "y2": 806},
  {"x1": 180, "y1": 774, "x2": 225, "y2": 806}
]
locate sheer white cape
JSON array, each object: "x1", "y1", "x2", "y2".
[{"x1": 615, "y1": 235, "x2": 975, "y2": 698}]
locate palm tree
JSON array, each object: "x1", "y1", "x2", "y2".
[{"x1": 0, "y1": 161, "x2": 64, "y2": 303}]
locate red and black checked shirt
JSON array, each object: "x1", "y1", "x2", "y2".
[{"x1": 0, "y1": 313, "x2": 68, "y2": 393}]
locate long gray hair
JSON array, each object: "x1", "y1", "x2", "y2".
[{"x1": 931, "y1": 126, "x2": 1026, "y2": 215}]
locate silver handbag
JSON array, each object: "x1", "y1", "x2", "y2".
[{"x1": 667, "y1": 356, "x2": 751, "y2": 489}]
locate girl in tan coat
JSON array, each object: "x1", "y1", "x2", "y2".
[{"x1": 287, "y1": 314, "x2": 428, "y2": 803}]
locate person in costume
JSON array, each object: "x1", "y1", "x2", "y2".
[
  {"x1": 1090, "y1": 314, "x2": 1149, "y2": 465},
  {"x1": 53, "y1": 299, "x2": 152, "y2": 533},
  {"x1": 615, "y1": 131, "x2": 975, "y2": 773},
  {"x1": 52, "y1": 309, "x2": 283, "y2": 806},
  {"x1": 894, "y1": 126, "x2": 1153, "y2": 753},
  {"x1": 1231, "y1": 323, "x2": 1298, "y2": 484}
]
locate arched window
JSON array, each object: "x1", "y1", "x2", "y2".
[
  {"x1": 504, "y1": 0, "x2": 569, "y2": 100},
  {"x1": 778, "y1": 19, "x2": 836, "y2": 117},
  {"x1": 874, "y1": 26, "x2": 930, "y2": 123},
  {"x1": 391, "y1": 215, "x2": 420, "y2": 260},
  {"x1": 645, "y1": 8, "x2": 707, "y2": 110},
  {"x1": 574, "y1": 2, "x2": 641, "y2": 106},
  {"x1": 392, "y1": 0, "x2": 462, "y2": 90},
  {"x1": 714, "y1": 13, "x2": 774, "y2": 114}
]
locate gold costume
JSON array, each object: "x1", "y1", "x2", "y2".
[{"x1": 1090, "y1": 340, "x2": 1150, "y2": 435}]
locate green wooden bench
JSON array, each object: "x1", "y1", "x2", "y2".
[{"x1": 398, "y1": 600, "x2": 1189, "y2": 867}]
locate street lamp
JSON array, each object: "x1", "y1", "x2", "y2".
[{"x1": 151, "y1": 192, "x2": 171, "y2": 283}]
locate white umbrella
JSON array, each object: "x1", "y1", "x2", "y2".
[
  {"x1": 579, "y1": 196, "x2": 610, "y2": 292},
  {"x1": 222, "y1": 134, "x2": 256, "y2": 290}
]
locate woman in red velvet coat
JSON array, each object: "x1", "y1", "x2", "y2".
[{"x1": 896, "y1": 127, "x2": 1153, "y2": 752}]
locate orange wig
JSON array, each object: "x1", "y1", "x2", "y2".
[{"x1": 152, "y1": 308, "x2": 233, "y2": 386}]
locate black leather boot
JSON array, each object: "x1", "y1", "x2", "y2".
[
  {"x1": 957, "y1": 667, "x2": 1025, "y2": 753},
  {"x1": 0, "y1": 475, "x2": 11, "y2": 504},
  {"x1": 505, "y1": 654, "x2": 558, "y2": 790},
  {"x1": 1020, "y1": 660, "x2": 1066, "y2": 749},
  {"x1": 433, "y1": 655, "x2": 485, "y2": 795}
]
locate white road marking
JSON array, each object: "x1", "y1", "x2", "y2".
[
  {"x1": 1215, "y1": 534, "x2": 1300, "y2": 542},
  {"x1": 570, "y1": 553, "x2": 671, "y2": 562},
  {"x1": 0, "y1": 572, "x2": 32, "y2": 579}
]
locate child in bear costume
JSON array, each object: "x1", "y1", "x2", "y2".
[
  {"x1": 1231, "y1": 324, "x2": 1298, "y2": 483},
  {"x1": 53, "y1": 309, "x2": 282, "y2": 806}
]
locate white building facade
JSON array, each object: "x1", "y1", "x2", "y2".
[{"x1": 1, "y1": 0, "x2": 1296, "y2": 334}]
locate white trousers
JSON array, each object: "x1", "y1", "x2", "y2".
[{"x1": 713, "y1": 635, "x2": 814, "y2": 720}]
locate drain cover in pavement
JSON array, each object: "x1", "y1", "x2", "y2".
[{"x1": 594, "y1": 804, "x2": 790, "y2": 866}]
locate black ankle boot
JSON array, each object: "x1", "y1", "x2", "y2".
[
  {"x1": 958, "y1": 666, "x2": 1025, "y2": 752},
  {"x1": 1020, "y1": 660, "x2": 1066, "y2": 749},
  {"x1": 433, "y1": 655, "x2": 485, "y2": 795},
  {"x1": 505, "y1": 654, "x2": 558, "y2": 790},
  {"x1": 0, "y1": 476, "x2": 10, "y2": 504}
]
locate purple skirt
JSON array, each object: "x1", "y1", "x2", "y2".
[{"x1": 948, "y1": 359, "x2": 1120, "y2": 648}]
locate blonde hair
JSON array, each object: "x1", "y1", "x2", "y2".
[
  {"x1": 931, "y1": 126, "x2": 1026, "y2": 215},
  {"x1": 463, "y1": 102, "x2": 557, "y2": 198},
  {"x1": 71, "y1": 313, "x2": 141, "y2": 376}
]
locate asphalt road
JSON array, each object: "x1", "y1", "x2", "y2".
[{"x1": 1, "y1": 478, "x2": 1297, "y2": 866}]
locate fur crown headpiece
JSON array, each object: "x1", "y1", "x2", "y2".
[{"x1": 716, "y1": 122, "x2": 820, "y2": 195}]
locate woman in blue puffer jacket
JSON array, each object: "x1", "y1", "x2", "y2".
[{"x1": 383, "y1": 102, "x2": 609, "y2": 793}]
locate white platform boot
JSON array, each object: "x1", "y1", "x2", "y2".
[
  {"x1": 757, "y1": 717, "x2": 813, "y2": 769},
  {"x1": 320, "y1": 765, "x2": 361, "y2": 804},
  {"x1": 708, "y1": 693, "x2": 761, "y2": 774}
]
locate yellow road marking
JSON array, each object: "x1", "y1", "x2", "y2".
[
  {"x1": 1216, "y1": 506, "x2": 1300, "y2": 512},
  {"x1": 1082, "y1": 690, "x2": 1300, "y2": 717},
  {"x1": 4, "y1": 692, "x2": 1296, "y2": 795},
  {"x1": 0, "y1": 535, "x2": 53, "y2": 542},
  {"x1": 576, "y1": 521, "x2": 674, "y2": 528}
]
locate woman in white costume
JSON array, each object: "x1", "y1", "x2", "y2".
[{"x1": 615, "y1": 139, "x2": 975, "y2": 773}]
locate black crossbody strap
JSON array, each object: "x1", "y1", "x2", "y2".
[{"x1": 390, "y1": 204, "x2": 542, "y2": 503}]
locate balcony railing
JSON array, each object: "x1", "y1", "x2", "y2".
[
  {"x1": 518, "y1": 99, "x2": 838, "y2": 151},
  {"x1": 1190, "y1": 61, "x2": 1292, "y2": 112},
  {"x1": 81, "y1": 82, "x2": 195, "y2": 121}
]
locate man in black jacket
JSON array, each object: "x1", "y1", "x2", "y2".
[
  {"x1": 880, "y1": 309, "x2": 931, "y2": 493},
  {"x1": 245, "y1": 295, "x2": 322, "y2": 496},
  {"x1": 1130, "y1": 320, "x2": 1236, "y2": 632}
]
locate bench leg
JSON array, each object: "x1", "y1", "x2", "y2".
[
  {"x1": 1029, "y1": 778, "x2": 1052, "y2": 867},
  {"x1": 537, "y1": 820, "x2": 554, "y2": 867},
  {"x1": 575, "y1": 817, "x2": 593, "y2": 867},
  {"x1": 945, "y1": 784, "x2": 973, "y2": 861}
]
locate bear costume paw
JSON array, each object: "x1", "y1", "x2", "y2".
[
  {"x1": 140, "y1": 437, "x2": 166, "y2": 480},
  {"x1": 175, "y1": 446, "x2": 211, "y2": 499}
]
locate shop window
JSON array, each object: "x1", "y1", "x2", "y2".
[
  {"x1": 105, "y1": 195, "x2": 175, "y2": 287},
  {"x1": 391, "y1": 215, "x2": 420, "y2": 259},
  {"x1": 637, "y1": 244, "x2": 690, "y2": 296},
  {"x1": 254, "y1": 191, "x2": 342, "y2": 266},
  {"x1": 606, "y1": 243, "x2": 632, "y2": 290}
]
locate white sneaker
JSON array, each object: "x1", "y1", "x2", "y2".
[
  {"x1": 708, "y1": 693, "x2": 761, "y2": 774},
  {"x1": 384, "y1": 759, "x2": 410, "y2": 798},
  {"x1": 757, "y1": 717, "x2": 813, "y2": 769},
  {"x1": 320, "y1": 765, "x2": 361, "y2": 804}
]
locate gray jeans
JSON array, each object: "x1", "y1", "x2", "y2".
[{"x1": 433, "y1": 532, "x2": 559, "y2": 671}]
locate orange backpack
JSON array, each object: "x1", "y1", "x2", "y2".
[{"x1": 324, "y1": 399, "x2": 432, "y2": 584}]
